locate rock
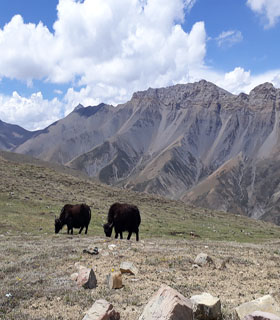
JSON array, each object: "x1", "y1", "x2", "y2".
[
  {"x1": 83, "y1": 299, "x2": 120, "y2": 320},
  {"x1": 108, "y1": 244, "x2": 117, "y2": 251},
  {"x1": 190, "y1": 231, "x2": 201, "y2": 238},
  {"x1": 138, "y1": 284, "x2": 193, "y2": 320},
  {"x1": 107, "y1": 272, "x2": 122, "y2": 289},
  {"x1": 235, "y1": 295, "x2": 280, "y2": 320},
  {"x1": 76, "y1": 268, "x2": 97, "y2": 289},
  {"x1": 70, "y1": 272, "x2": 78, "y2": 281},
  {"x1": 83, "y1": 246, "x2": 99, "y2": 255},
  {"x1": 190, "y1": 292, "x2": 221, "y2": 320},
  {"x1": 120, "y1": 261, "x2": 138, "y2": 275},
  {"x1": 244, "y1": 311, "x2": 280, "y2": 320},
  {"x1": 194, "y1": 253, "x2": 215, "y2": 267}
]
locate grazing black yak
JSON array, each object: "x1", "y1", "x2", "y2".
[
  {"x1": 55, "y1": 203, "x2": 91, "y2": 234},
  {"x1": 103, "y1": 202, "x2": 141, "y2": 241}
]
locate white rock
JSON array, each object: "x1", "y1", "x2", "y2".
[
  {"x1": 120, "y1": 261, "x2": 138, "y2": 275},
  {"x1": 194, "y1": 253, "x2": 214, "y2": 266},
  {"x1": 83, "y1": 299, "x2": 120, "y2": 320},
  {"x1": 108, "y1": 244, "x2": 117, "y2": 251},
  {"x1": 70, "y1": 272, "x2": 78, "y2": 281},
  {"x1": 235, "y1": 295, "x2": 280, "y2": 320},
  {"x1": 191, "y1": 292, "x2": 221, "y2": 320},
  {"x1": 138, "y1": 284, "x2": 193, "y2": 320}
]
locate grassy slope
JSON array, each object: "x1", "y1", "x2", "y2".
[
  {"x1": 1, "y1": 152, "x2": 280, "y2": 319},
  {"x1": 0, "y1": 151, "x2": 279, "y2": 242}
]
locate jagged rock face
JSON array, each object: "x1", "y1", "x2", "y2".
[
  {"x1": 0, "y1": 120, "x2": 36, "y2": 150},
  {"x1": 12, "y1": 80, "x2": 280, "y2": 223}
]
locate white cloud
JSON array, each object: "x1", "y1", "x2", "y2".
[
  {"x1": 215, "y1": 30, "x2": 243, "y2": 48},
  {"x1": 0, "y1": 15, "x2": 56, "y2": 82},
  {"x1": 0, "y1": 0, "x2": 208, "y2": 129},
  {"x1": 0, "y1": 92, "x2": 63, "y2": 131},
  {"x1": 54, "y1": 89, "x2": 63, "y2": 95},
  {"x1": 247, "y1": 0, "x2": 280, "y2": 28},
  {"x1": 220, "y1": 67, "x2": 251, "y2": 93},
  {"x1": 0, "y1": 0, "x2": 280, "y2": 131}
]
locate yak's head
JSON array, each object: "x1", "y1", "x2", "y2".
[
  {"x1": 103, "y1": 222, "x2": 113, "y2": 237},
  {"x1": 54, "y1": 217, "x2": 63, "y2": 234}
]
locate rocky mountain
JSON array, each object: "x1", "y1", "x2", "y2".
[
  {"x1": 11, "y1": 80, "x2": 280, "y2": 224},
  {"x1": 0, "y1": 119, "x2": 37, "y2": 150}
]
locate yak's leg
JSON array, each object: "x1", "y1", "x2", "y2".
[
  {"x1": 67, "y1": 219, "x2": 73, "y2": 235},
  {"x1": 120, "y1": 232, "x2": 123, "y2": 239},
  {"x1": 127, "y1": 231, "x2": 132, "y2": 240},
  {"x1": 79, "y1": 226, "x2": 84, "y2": 234},
  {"x1": 115, "y1": 232, "x2": 118, "y2": 239},
  {"x1": 85, "y1": 225, "x2": 88, "y2": 234},
  {"x1": 136, "y1": 229, "x2": 139, "y2": 241}
]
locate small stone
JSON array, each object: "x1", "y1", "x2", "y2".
[
  {"x1": 235, "y1": 295, "x2": 280, "y2": 320},
  {"x1": 70, "y1": 272, "x2": 78, "y2": 281},
  {"x1": 120, "y1": 261, "x2": 138, "y2": 275},
  {"x1": 194, "y1": 253, "x2": 215, "y2": 267},
  {"x1": 107, "y1": 272, "x2": 122, "y2": 289},
  {"x1": 244, "y1": 311, "x2": 280, "y2": 320},
  {"x1": 108, "y1": 244, "x2": 117, "y2": 251},
  {"x1": 191, "y1": 292, "x2": 221, "y2": 320},
  {"x1": 83, "y1": 246, "x2": 99, "y2": 255},
  {"x1": 76, "y1": 268, "x2": 97, "y2": 289},
  {"x1": 83, "y1": 299, "x2": 120, "y2": 320}
]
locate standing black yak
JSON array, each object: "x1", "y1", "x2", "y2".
[
  {"x1": 55, "y1": 203, "x2": 91, "y2": 234},
  {"x1": 103, "y1": 203, "x2": 141, "y2": 241}
]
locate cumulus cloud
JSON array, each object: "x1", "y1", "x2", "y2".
[
  {"x1": 0, "y1": 92, "x2": 63, "y2": 131},
  {"x1": 215, "y1": 30, "x2": 243, "y2": 48},
  {"x1": 0, "y1": 0, "x2": 280, "y2": 130},
  {"x1": 247, "y1": 0, "x2": 280, "y2": 28},
  {"x1": 0, "y1": 0, "x2": 207, "y2": 128},
  {"x1": 219, "y1": 67, "x2": 251, "y2": 93},
  {"x1": 0, "y1": 15, "x2": 56, "y2": 82}
]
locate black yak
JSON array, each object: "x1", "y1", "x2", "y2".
[
  {"x1": 103, "y1": 202, "x2": 141, "y2": 241},
  {"x1": 55, "y1": 203, "x2": 91, "y2": 234}
]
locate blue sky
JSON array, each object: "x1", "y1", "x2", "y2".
[{"x1": 0, "y1": 0, "x2": 280, "y2": 130}]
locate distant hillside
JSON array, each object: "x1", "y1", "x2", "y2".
[
  {"x1": 5, "y1": 80, "x2": 280, "y2": 224},
  {"x1": 0, "y1": 119, "x2": 37, "y2": 150}
]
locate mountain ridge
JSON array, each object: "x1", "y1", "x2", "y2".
[{"x1": 2, "y1": 80, "x2": 280, "y2": 224}]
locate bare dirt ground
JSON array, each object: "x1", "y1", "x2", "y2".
[{"x1": 1, "y1": 233, "x2": 280, "y2": 320}]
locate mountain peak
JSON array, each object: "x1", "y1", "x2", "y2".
[
  {"x1": 250, "y1": 82, "x2": 275, "y2": 95},
  {"x1": 73, "y1": 104, "x2": 84, "y2": 112}
]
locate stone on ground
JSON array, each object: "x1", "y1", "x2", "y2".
[
  {"x1": 235, "y1": 295, "x2": 280, "y2": 320},
  {"x1": 194, "y1": 253, "x2": 215, "y2": 267},
  {"x1": 70, "y1": 272, "x2": 78, "y2": 281},
  {"x1": 138, "y1": 284, "x2": 193, "y2": 320},
  {"x1": 107, "y1": 271, "x2": 122, "y2": 289},
  {"x1": 190, "y1": 292, "x2": 221, "y2": 320},
  {"x1": 76, "y1": 268, "x2": 97, "y2": 289},
  {"x1": 244, "y1": 311, "x2": 280, "y2": 320},
  {"x1": 120, "y1": 261, "x2": 138, "y2": 275},
  {"x1": 83, "y1": 299, "x2": 120, "y2": 320}
]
